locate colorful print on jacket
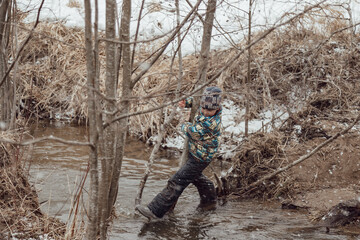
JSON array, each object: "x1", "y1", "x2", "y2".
[{"x1": 181, "y1": 101, "x2": 222, "y2": 162}]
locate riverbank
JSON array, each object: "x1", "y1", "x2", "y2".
[
  {"x1": 288, "y1": 131, "x2": 360, "y2": 232},
  {"x1": 0, "y1": 130, "x2": 66, "y2": 239},
  {"x1": 213, "y1": 109, "x2": 360, "y2": 232}
]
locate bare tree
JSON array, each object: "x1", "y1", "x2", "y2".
[
  {"x1": 98, "y1": 0, "x2": 118, "y2": 238},
  {"x1": 84, "y1": 0, "x2": 99, "y2": 238},
  {"x1": 0, "y1": 0, "x2": 11, "y2": 129},
  {"x1": 244, "y1": 0, "x2": 254, "y2": 137},
  {"x1": 83, "y1": 0, "x2": 124, "y2": 238},
  {"x1": 106, "y1": 0, "x2": 132, "y2": 221}
]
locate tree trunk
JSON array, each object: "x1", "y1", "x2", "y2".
[
  {"x1": 179, "y1": 0, "x2": 217, "y2": 166},
  {"x1": 107, "y1": 0, "x2": 132, "y2": 221},
  {"x1": 84, "y1": 0, "x2": 99, "y2": 239},
  {"x1": 98, "y1": 0, "x2": 117, "y2": 238},
  {"x1": 0, "y1": 0, "x2": 11, "y2": 129},
  {"x1": 244, "y1": 0, "x2": 253, "y2": 137}
]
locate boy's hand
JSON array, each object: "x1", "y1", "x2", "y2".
[
  {"x1": 178, "y1": 99, "x2": 191, "y2": 122},
  {"x1": 178, "y1": 100, "x2": 186, "y2": 108}
]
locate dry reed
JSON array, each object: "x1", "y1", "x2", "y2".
[
  {"x1": 218, "y1": 131, "x2": 294, "y2": 199},
  {"x1": 0, "y1": 131, "x2": 66, "y2": 239}
]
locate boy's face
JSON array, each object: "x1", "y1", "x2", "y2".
[{"x1": 201, "y1": 108, "x2": 217, "y2": 117}]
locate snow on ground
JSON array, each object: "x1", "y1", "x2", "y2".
[{"x1": 163, "y1": 99, "x2": 289, "y2": 159}]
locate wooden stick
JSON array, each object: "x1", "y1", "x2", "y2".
[{"x1": 0, "y1": 136, "x2": 93, "y2": 147}]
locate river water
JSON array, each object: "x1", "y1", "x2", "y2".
[{"x1": 28, "y1": 122, "x2": 356, "y2": 240}]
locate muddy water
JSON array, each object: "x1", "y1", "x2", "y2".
[{"x1": 28, "y1": 122, "x2": 353, "y2": 240}]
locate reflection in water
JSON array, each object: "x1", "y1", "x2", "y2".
[
  {"x1": 138, "y1": 210, "x2": 217, "y2": 239},
  {"x1": 28, "y1": 122, "x2": 356, "y2": 240}
]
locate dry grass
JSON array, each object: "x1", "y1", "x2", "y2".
[
  {"x1": 0, "y1": 132, "x2": 66, "y2": 239},
  {"x1": 213, "y1": 14, "x2": 360, "y2": 199},
  {"x1": 218, "y1": 131, "x2": 294, "y2": 199},
  {"x1": 130, "y1": 13, "x2": 360, "y2": 139},
  {"x1": 66, "y1": 0, "x2": 82, "y2": 9},
  {"x1": 17, "y1": 21, "x2": 92, "y2": 122},
  {"x1": 13, "y1": 3, "x2": 360, "y2": 136},
  {"x1": 0, "y1": 166, "x2": 66, "y2": 239},
  {"x1": 210, "y1": 21, "x2": 360, "y2": 114},
  {"x1": 15, "y1": 20, "x2": 198, "y2": 137}
]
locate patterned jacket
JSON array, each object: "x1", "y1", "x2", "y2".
[{"x1": 181, "y1": 98, "x2": 222, "y2": 162}]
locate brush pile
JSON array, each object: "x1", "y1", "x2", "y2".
[
  {"x1": 217, "y1": 131, "x2": 294, "y2": 199},
  {"x1": 0, "y1": 133, "x2": 65, "y2": 239},
  {"x1": 212, "y1": 12, "x2": 360, "y2": 199},
  {"x1": 17, "y1": 22, "x2": 93, "y2": 121}
]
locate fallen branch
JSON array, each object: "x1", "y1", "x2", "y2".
[
  {"x1": 237, "y1": 113, "x2": 360, "y2": 196},
  {"x1": 0, "y1": 136, "x2": 93, "y2": 147}
]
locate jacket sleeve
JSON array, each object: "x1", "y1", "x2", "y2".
[{"x1": 181, "y1": 119, "x2": 217, "y2": 141}]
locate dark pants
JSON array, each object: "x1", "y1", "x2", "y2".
[{"x1": 148, "y1": 155, "x2": 216, "y2": 218}]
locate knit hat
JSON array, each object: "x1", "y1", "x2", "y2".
[{"x1": 200, "y1": 86, "x2": 222, "y2": 110}]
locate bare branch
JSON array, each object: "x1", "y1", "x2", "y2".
[
  {"x1": 0, "y1": 136, "x2": 93, "y2": 147},
  {"x1": 130, "y1": 0, "x2": 203, "y2": 88},
  {"x1": 99, "y1": 27, "x2": 173, "y2": 45},
  {"x1": 0, "y1": 0, "x2": 45, "y2": 88},
  {"x1": 131, "y1": 0, "x2": 146, "y2": 70},
  {"x1": 104, "y1": 0, "x2": 327, "y2": 129}
]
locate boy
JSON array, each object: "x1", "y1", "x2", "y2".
[{"x1": 136, "y1": 86, "x2": 222, "y2": 220}]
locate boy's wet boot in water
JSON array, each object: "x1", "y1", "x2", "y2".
[
  {"x1": 136, "y1": 205, "x2": 159, "y2": 220},
  {"x1": 196, "y1": 201, "x2": 217, "y2": 212}
]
